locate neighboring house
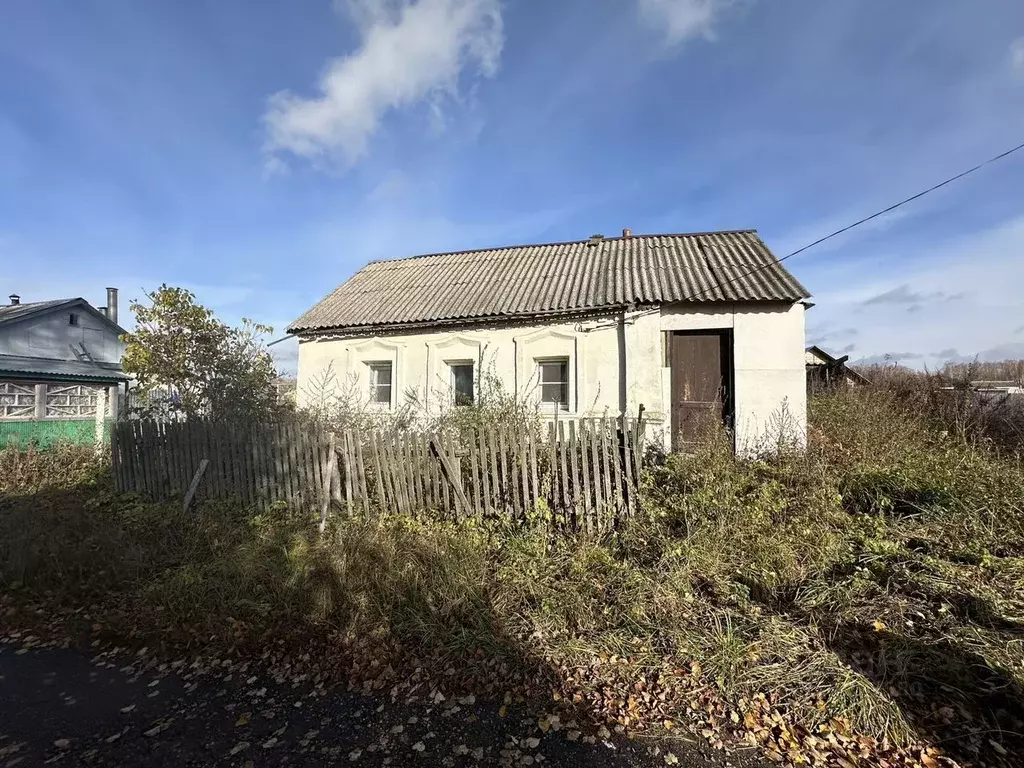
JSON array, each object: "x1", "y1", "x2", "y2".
[
  {"x1": 288, "y1": 230, "x2": 811, "y2": 453},
  {"x1": 805, "y1": 346, "x2": 870, "y2": 389},
  {"x1": 0, "y1": 289, "x2": 129, "y2": 446}
]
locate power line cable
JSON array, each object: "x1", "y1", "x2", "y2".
[
  {"x1": 576, "y1": 139, "x2": 1024, "y2": 333},
  {"x1": 682, "y1": 138, "x2": 1024, "y2": 304}
]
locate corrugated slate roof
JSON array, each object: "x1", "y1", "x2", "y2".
[
  {"x1": 288, "y1": 230, "x2": 810, "y2": 334},
  {"x1": 0, "y1": 355, "x2": 128, "y2": 382}
]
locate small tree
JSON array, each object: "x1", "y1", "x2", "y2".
[{"x1": 121, "y1": 285, "x2": 281, "y2": 422}]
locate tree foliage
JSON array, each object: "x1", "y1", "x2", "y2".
[{"x1": 121, "y1": 285, "x2": 281, "y2": 422}]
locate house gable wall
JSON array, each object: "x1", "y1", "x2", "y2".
[{"x1": 0, "y1": 305, "x2": 125, "y2": 364}]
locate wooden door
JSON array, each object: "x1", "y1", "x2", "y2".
[{"x1": 670, "y1": 332, "x2": 729, "y2": 452}]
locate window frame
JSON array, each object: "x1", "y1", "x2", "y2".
[
  {"x1": 536, "y1": 357, "x2": 570, "y2": 410},
  {"x1": 366, "y1": 361, "x2": 393, "y2": 408},
  {"x1": 447, "y1": 360, "x2": 475, "y2": 407},
  {"x1": 68, "y1": 312, "x2": 79, "y2": 327}
]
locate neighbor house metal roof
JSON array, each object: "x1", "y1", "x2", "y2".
[
  {"x1": 288, "y1": 230, "x2": 810, "y2": 334},
  {"x1": 0, "y1": 355, "x2": 129, "y2": 383},
  {"x1": 0, "y1": 299, "x2": 77, "y2": 326},
  {"x1": 0, "y1": 298, "x2": 128, "y2": 335}
]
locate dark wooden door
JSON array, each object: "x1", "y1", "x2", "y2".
[{"x1": 670, "y1": 332, "x2": 728, "y2": 452}]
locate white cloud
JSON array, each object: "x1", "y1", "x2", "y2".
[
  {"x1": 264, "y1": 0, "x2": 503, "y2": 166},
  {"x1": 637, "y1": 0, "x2": 734, "y2": 47},
  {"x1": 1011, "y1": 37, "x2": 1024, "y2": 76},
  {"x1": 806, "y1": 216, "x2": 1024, "y2": 368},
  {"x1": 367, "y1": 169, "x2": 412, "y2": 203}
]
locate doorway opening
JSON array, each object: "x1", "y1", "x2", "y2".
[{"x1": 668, "y1": 330, "x2": 734, "y2": 452}]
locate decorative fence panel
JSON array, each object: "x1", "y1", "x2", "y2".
[
  {"x1": 112, "y1": 410, "x2": 646, "y2": 531},
  {"x1": 0, "y1": 382, "x2": 35, "y2": 419}
]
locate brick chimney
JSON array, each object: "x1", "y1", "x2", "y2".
[
  {"x1": 8, "y1": 294, "x2": 19, "y2": 306},
  {"x1": 106, "y1": 287, "x2": 118, "y2": 324}
]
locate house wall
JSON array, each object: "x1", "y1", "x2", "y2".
[
  {"x1": 0, "y1": 308, "x2": 124, "y2": 364},
  {"x1": 660, "y1": 302, "x2": 807, "y2": 452},
  {"x1": 297, "y1": 313, "x2": 626, "y2": 418},
  {"x1": 296, "y1": 301, "x2": 807, "y2": 454}
]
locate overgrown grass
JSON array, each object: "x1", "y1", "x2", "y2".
[
  {"x1": 2, "y1": 380, "x2": 1023, "y2": 765},
  {"x1": 0, "y1": 442, "x2": 107, "y2": 494}
]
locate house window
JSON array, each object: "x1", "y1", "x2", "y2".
[
  {"x1": 368, "y1": 362, "x2": 392, "y2": 406},
  {"x1": 68, "y1": 313, "x2": 79, "y2": 326},
  {"x1": 538, "y1": 359, "x2": 569, "y2": 407},
  {"x1": 449, "y1": 362, "x2": 474, "y2": 406}
]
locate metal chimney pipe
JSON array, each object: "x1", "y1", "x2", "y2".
[
  {"x1": 8, "y1": 294, "x2": 19, "y2": 305},
  {"x1": 622, "y1": 228, "x2": 632, "y2": 238},
  {"x1": 106, "y1": 287, "x2": 118, "y2": 324}
]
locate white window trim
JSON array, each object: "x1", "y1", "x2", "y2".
[
  {"x1": 344, "y1": 339, "x2": 403, "y2": 411},
  {"x1": 514, "y1": 328, "x2": 580, "y2": 414},
  {"x1": 425, "y1": 335, "x2": 482, "y2": 413}
]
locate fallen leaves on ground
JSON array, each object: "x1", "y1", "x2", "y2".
[{"x1": 1, "y1": 591, "x2": 1018, "y2": 768}]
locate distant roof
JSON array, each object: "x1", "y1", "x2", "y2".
[
  {"x1": 806, "y1": 346, "x2": 870, "y2": 384},
  {"x1": 289, "y1": 230, "x2": 811, "y2": 334},
  {"x1": 0, "y1": 354, "x2": 128, "y2": 383},
  {"x1": 0, "y1": 299, "x2": 77, "y2": 326},
  {"x1": 0, "y1": 298, "x2": 127, "y2": 335}
]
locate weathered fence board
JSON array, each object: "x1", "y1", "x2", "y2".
[{"x1": 112, "y1": 412, "x2": 647, "y2": 531}]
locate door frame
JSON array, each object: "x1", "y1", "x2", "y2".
[{"x1": 668, "y1": 329, "x2": 735, "y2": 452}]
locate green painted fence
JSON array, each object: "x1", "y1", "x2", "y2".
[{"x1": 0, "y1": 419, "x2": 113, "y2": 449}]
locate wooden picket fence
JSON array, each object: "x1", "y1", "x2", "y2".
[
  {"x1": 111, "y1": 420, "x2": 338, "y2": 511},
  {"x1": 338, "y1": 415, "x2": 645, "y2": 532},
  {"x1": 111, "y1": 411, "x2": 646, "y2": 531}
]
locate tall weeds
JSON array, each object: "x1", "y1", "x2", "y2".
[{"x1": 3, "y1": 373, "x2": 1023, "y2": 762}]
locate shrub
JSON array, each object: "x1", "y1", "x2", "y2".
[{"x1": 0, "y1": 442, "x2": 107, "y2": 495}]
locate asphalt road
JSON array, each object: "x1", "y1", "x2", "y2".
[{"x1": 0, "y1": 644, "x2": 739, "y2": 767}]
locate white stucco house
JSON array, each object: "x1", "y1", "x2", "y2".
[{"x1": 288, "y1": 230, "x2": 811, "y2": 454}]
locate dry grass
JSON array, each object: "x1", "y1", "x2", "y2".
[
  {"x1": 2, "y1": 380, "x2": 1024, "y2": 764},
  {"x1": 0, "y1": 442, "x2": 106, "y2": 495}
]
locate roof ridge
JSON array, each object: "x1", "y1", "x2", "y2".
[
  {"x1": 0, "y1": 297, "x2": 77, "y2": 309},
  {"x1": 364, "y1": 229, "x2": 760, "y2": 267}
]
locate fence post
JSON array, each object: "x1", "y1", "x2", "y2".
[
  {"x1": 183, "y1": 459, "x2": 210, "y2": 513},
  {"x1": 94, "y1": 387, "x2": 107, "y2": 451},
  {"x1": 430, "y1": 437, "x2": 471, "y2": 516},
  {"x1": 619, "y1": 413, "x2": 635, "y2": 519},
  {"x1": 634, "y1": 403, "x2": 646, "y2": 479},
  {"x1": 320, "y1": 432, "x2": 337, "y2": 533}
]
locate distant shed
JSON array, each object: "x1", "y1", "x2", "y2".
[{"x1": 805, "y1": 346, "x2": 869, "y2": 389}]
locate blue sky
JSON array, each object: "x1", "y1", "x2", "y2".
[{"x1": 2, "y1": 0, "x2": 1023, "y2": 372}]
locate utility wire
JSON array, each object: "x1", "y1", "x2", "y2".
[
  {"x1": 681, "y1": 138, "x2": 1024, "y2": 304},
  {"x1": 575, "y1": 139, "x2": 1024, "y2": 333}
]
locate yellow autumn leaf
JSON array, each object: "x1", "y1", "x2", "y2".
[{"x1": 871, "y1": 620, "x2": 886, "y2": 632}]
